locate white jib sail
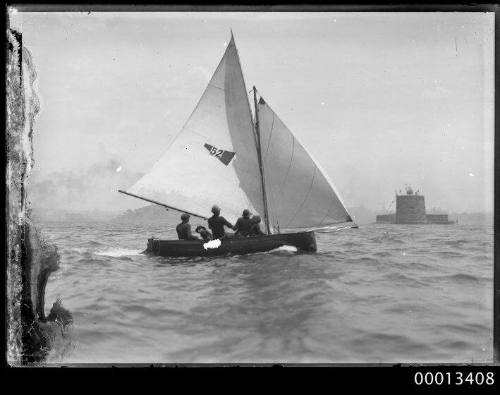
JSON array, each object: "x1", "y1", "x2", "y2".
[
  {"x1": 125, "y1": 35, "x2": 264, "y2": 223},
  {"x1": 257, "y1": 96, "x2": 352, "y2": 230}
]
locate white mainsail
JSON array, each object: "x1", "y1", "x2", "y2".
[
  {"x1": 123, "y1": 33, "x2": 352, "y2": 232},
  {"x1": 257, "y1": 95, "x2": 352, "y2": 231},
  {"x1": 125, "y1": 34, "x2": 265, "y2": 222}
]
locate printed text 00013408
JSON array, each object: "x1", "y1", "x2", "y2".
[{"x1": 414, "y1": 371, "x2": 494, "y2": 386}]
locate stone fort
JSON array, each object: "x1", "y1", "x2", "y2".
[{"x1": 376, "y1": 187, "x2": 453, "y2": 224}]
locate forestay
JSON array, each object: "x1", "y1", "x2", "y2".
[
  {"x1": 125, "y1": 35, "x2": 265, "y2": 222},
  {"x1": 257, "y1": 96, "x2": 352, "y2": 231}
]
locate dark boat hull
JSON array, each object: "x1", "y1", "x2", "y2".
[{"x1": 145, "y1": 232, "x2": 317, "y2": 257}]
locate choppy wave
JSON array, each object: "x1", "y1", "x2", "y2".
[
  {"x1": 435, "y1": 273, "x2": 490, "y2": 283},
  {"x1": 40, "y1": 222, "x2": 493, "y2": 364},
  {"x1": 95, "y1": 248, "x2": 144, "y2": 257}
]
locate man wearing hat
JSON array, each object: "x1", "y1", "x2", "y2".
[
  {"x1": 176, "y1": 213, "x2": 200, "y2": 241},
  {"x1": 249, "y1": 215, "x2": 265, "y2": 236},
  {"x1": 195, "y1": 225, "x2": 212, "y2": 242},
  {"x1": 233, "y1": 209, "x2": 253, "y2": 237},
  {"x1": 207, "y1": 205, "x2": 234, "y2": 239}
]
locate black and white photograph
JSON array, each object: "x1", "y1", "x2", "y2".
[{"x1": 6, "y1": 8, "x2": 495, "y2": 366}]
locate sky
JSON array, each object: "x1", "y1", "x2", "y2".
[{"x1": 9, "y1": 11, "x2": 494, "y2": 214}]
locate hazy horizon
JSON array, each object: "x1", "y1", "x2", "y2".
[
  {"x1": 31, "y1": 202, "x2": 493, "y2": 218},
  {"x1": 10, "y1": 11, "x2": 494, "y2": 215}
]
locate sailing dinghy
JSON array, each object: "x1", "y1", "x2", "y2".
[{"x1": 119, "y1": 33, "x2": 354, "y2": 257}]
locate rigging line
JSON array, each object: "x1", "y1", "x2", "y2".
[
  {"x1": 285, "y1": 166, "x2": 317, "y2": 228},
  {"x1": 317, "y1": 199, "x2": 337, "y2": 228},
  {"x1": 264, "y1": 111, "x2": 275, "y2": 156},
  {"x1": 265, "y1": 163, "x2": 283, "y2": 232},
  {"x1": 281, "y1": 219, "x2": 353, "y2": 232},
  {"x1": 317, "y1": 195, "x2": 351, "y2": 227},
  {"x1": 253, "y1": 90, "x2": 301, "y2": 225},
  {"x1": 258, "y1": 99, "x2": 298, "y2": 228},
  {"x1": 317, "y1": 180, "x2": 352, "y2": 227},
  {"x1": 262, "y1": 138, "x2": 279, "y2": 233},
  {"x1": 277, "y1": 133, "x2": 295, "y2": 197},
  {"x1": 208, "y1": 82, "x2": 225, "y2": 91},
  {"x1": 235, "y1": 46, "x2": 267, "y2": 221},
  {"x1": 251, "y1": 112, "x2": 259, "y2": 152},
  {"x1": 320, "y1": 220, "x2": 355, "y2": 227},
  {"x1": 255, "y1": 94, "x2": 350, "y2": 217},
  {"x1": 253, "y1": 86, "x2": 271, "y2": 234},
  {"x1": 257, "y1": 104, "x2": 278, "y2": 230},
  {"x1": 251, "y1": 94, "x2": 301, "y2": 187},
  {"x1": 266, "y1": 173, "x2": 278, "y2": 232},
  {"x1": 248, "y1": 89, "x2": 259, "y2": 144},
  {"x1": 118, "y1": 190, "x2": 209, "y2": 220}
]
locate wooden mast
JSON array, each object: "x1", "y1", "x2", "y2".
[{"x1": 253, "y1": 86, "x2": 271, "y2": 234}]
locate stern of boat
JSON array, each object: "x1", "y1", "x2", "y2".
[{"x1": 294, "y1": 231, "x2": 317, "y2": 252}]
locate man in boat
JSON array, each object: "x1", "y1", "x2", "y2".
[
  {"x1": 233, "y1": 209, "x2": 253, "y2": 237},
  {"x1": 176, "y1": 213, "x2": 200, "y2": 241},
  {"x1": 195, "y1": 225, "x2": 213, "y2": 242},
  {"x1": 207, "y1": 205, "x2": 234, "y2": 239},
  {"x1": 249, "y1": 215, "x2": 265, "y2": 236}
]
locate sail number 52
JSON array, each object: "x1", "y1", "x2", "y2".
[
  {"x1": 414, "y1": 371, "x2": 494, "y2": 386},
  {"x1": 209, "y1": 146, "x2": 224, "y2": 158}
]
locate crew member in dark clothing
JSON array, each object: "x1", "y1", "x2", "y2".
[
  {"x1": 195, "y1": 225, "x2": 212, "y2": 242},
  {"x1": 207, "y1": 205, "x2": 234, "y2": 239},
  {"x1": 249, "y1": 215, "x2": 265, "y2": 236},
  {"x1": 176, "y1": 213, "x2": 199, "y2": 241},
  {"x1": 233, "y1": 209, "x2": 253, "y2": 237}
]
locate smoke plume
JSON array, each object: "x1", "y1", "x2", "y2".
[{"x1": 27, "y1": 159, "x2": 145, "y2": 216}]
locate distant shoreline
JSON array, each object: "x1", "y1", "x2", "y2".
[{"x1": 30, "y1": 204, "x2": 493, "y2": 227}]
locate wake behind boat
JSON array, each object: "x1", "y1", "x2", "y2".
[{"x1": 119, "y1": 32, "x2": 354, "y2": 257}]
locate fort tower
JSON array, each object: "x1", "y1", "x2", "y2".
[{"x1": 376, "y1": 186, "x2": 453, "y2": 225}]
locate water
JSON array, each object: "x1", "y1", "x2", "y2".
[{"x1": 40, "y1": 222, "x2": 493, "y2": 364}]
